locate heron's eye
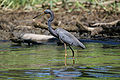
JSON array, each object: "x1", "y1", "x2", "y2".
[{"x1": 44, "y1": 11, "x2": 47, "y2": 14}]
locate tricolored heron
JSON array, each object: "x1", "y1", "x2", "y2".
[{"x1": 33, "y1": 9, "x2": 86, "y2": 65}]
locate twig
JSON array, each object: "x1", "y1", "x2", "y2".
[{"x1": 92, "y1": 19, "x2": 120, "y2": 26}]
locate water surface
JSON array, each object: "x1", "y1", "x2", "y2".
[{"x1": 0, "y1": 40, "x2": 120, "y2": 80}]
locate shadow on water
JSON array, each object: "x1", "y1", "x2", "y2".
[
  {"x1": 0, "y1": 39, "x2": 120, "y2": 80},
  {"x1": 80, "y1": 39, "x2": 120, "y2": 45}
]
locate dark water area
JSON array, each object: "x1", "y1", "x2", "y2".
[{"x1": 0, "y1": 39, "x2": 120, "y2": 80}]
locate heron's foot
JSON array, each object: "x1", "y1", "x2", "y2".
[
  {"x1": 73, "y1": 56, "x2": 75, "y2": 64},
  {"x1": 65, "y1": 60, "x2": 67, "y2": 66},
  {"x1": 73, "y1": 56, "x2": 75, "y2": 59}
]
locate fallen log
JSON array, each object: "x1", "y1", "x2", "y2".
[{"x1": 10, "y1": 32, "x2": 57, "y2": 45}]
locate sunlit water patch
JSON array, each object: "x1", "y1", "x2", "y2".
[{"x1": 0, "y1": 40, "x2": 120, "y2": 80}]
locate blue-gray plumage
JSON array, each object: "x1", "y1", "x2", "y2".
[
  {"x1": 44, "y1": 9, "x2": 85, "y2": 48},
  {"x1": 33, "y1": 9, "x2": 86, "y2": 62},
  {"x1": 55, "y1": 28, "x2": 85, "y2": 48}
]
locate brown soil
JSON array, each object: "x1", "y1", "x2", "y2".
[{"x1": 0, "y1": 9, "x2": 120, "y2": 40}]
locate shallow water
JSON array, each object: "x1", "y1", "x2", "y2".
[{"x1": 0, "y1": 40, "x2": 120, "y2": 80}]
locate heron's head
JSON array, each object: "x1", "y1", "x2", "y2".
[
  {"x1": 33, "y1": 9, "x2": 53, "y2": 19},
  {"x1": 44, "y1": 9, "x2": 52, "y2": 14}
]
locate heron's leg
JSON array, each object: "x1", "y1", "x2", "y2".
[
  {"x1": 64, "y1": 43, "x2": 67, "y2": 57},
  {"x1": 69, "y1": 46, "x2": 75, "y2": 64},
  {"x1": 64, "y1": 43, "x2": 67, "y2": 66}
]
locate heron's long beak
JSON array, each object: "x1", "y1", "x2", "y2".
[{"x1": 33, "y1": 12, "x2": 44, "y2": 19}]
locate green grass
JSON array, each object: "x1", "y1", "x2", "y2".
[{"x1": 0, "y1": 0, "x2": 119, "y2": 12}]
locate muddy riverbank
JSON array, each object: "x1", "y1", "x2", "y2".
[{"x1": 0, "y1": 9, "x2": 120, "y2": 40}]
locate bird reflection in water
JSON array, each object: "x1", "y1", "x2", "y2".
[{"x1": 52, "y1": 67, "x2": 82, "y2": 79}]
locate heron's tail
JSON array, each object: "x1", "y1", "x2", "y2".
[
  {"x1": 80, "y1": 43, "x2": 86, "y2": 49},
  {"x1": 77, "y1": 41, "x2": 86, "y2": 49}
]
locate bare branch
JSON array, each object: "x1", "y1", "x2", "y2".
[
  {"x1": 92, "y1": 19, "x2": 120, "y2": 26},
  {"x1": 76, "y1": 20, "x2": 103, "y2": 35}
]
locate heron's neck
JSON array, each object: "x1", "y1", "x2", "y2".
[
  {"x1": 48, "y1": 12, "x2": 54, "y2": 22},
  {"x1": 48, "y1": 12, "x2": 57, "y2": 37}
]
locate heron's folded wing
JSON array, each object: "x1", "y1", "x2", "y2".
[{"x1": 56, "y1": 28, "x2": 85, "y2": 48}]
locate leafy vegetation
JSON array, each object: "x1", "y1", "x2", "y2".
[{"x1": 0, "y1": 0, "x2": 120, "y2": 12}]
